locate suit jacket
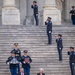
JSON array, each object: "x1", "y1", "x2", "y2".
[
  {"x1": 68, "y1": 51, "x2": 75, "y2": 63},
  {"x1": 6, "y1": 56, "x2": 21, "y2": 69},
  {"x1": 18, "y1": 72, "x2": 28, "y2": 75},
  {"x1": 11, "y1": 48, "x2": 21, "y2": 57},
  {"x1": 21, "y1": 55, "x2": 32, "y2": 68},
  {"x1": 45, "y1": 21, "x2": 52, "y2": 32},
  {"x1": 31, "y1": 5, "x2": 38, "y2": 14},
  {"x1": 37, "y1": 73, "x2": 45, "y2": 75},
  {"x1": 56, "y1": 38, "x2": 63, "y2": 49}
]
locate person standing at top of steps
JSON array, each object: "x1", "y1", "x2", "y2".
[
  {"x1": 37, "y1": 68, "x2": 45, "y2": 75},
  {"x1": 6, "y1": 51, "x2": 21, "y2": 75},
  {"x1": 45, "y1": 17, "x2": 52, "y2": 45},
  {"x1": 56, "y1": 34, "x2": 63, "y2": 61},
  {"x1": 68, "y1": 47, "x2": 75, "y2": 75},
  {"x1": 21, "y1": 50, "x2": 32, "y2": 75},
  {"x1": 70, "y1": 6, "x2": 75, "y2": 25},
  {"x1": 11, "y1": 43, "x2": 21, "y2": 74},
  {"x1": 31, "y1": 1, "x2": 38, "y2": 26}
]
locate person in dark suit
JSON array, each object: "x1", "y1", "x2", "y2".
[
  {"x1": 11, "y1": 43, "x2": 21, "y2": 74},
  {"x1": 68, "y1": 47, "x2": 75, "y2": 75},
  {"x1": 37, "y1": 68, "x2": 45, "y2": 75},
  {"x1": 21, "y1": 50, "x2": 32, "y2": 75},
  {"x1": 6, "y1": 51, "x2": 21, "y2": 75},
  {"x1": 31, "y1": 1, "x2": 38, "y2": 25},
  {"x1": 18, "y1": 68, "x2": 28, "y2": 75},
  {"x1": 56, "y1": 34, "x2": 63, "y2": 61},
  {"x1": 45, "y1": 17, "x2": 52, "y2": 45},
  {"x1": 70, "y1": 6, "x2": 75, "y2": 25}
]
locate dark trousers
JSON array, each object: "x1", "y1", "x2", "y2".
[
  {"x1": 34, "y1": 14, "x2": 38, "y2": 25},
  {"x1": 71, "y1": 15, "x2": 75, "y2": 25},
  {"x1": 47, "y1": 31, "x2": 52, "y2": 44},
  {"x1": 58, "y1": 48, "x2": 62, "y2": 61},
  {"x1": 16, "y1": 64, "x2": 20, "y2": 74},
  {"x1": 24, "y1": 67, "x2": 30, "y2": 75},
  {"x1": 70, "y1": 62, "x2": 75, "y2": 75},
  {"x1": 10, "y1": 68, "x2": 17, "y2": 75}
]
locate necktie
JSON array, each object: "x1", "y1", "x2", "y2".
[{"x1": 21, "y1": 73, "x2": 24, "y2": 75}]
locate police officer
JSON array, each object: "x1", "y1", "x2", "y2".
[
  {"x1": 70, "y1": 6, "x2": 75, "y2": 25},
  {"x1": 68, "y1": 47, "x2": 75, "y2": 75},
  {"x1": 31, "y1": 1, "x2": 38, "y2": 25},
  {"x1": 21, "y1": 50, "x2": 32, "y2": 75},
  {"x1": 45, "y1": 17, "x2": 52, "y2": 45},
  {"x1": 56, "y1": 34, "x2": 63, "y2": 61},
  {"x1": 6, "y1": 51, "x2": 21, "y2": 75},
  {"x1": 11, "y1": 43, "x2": 21, "y2": 74}
]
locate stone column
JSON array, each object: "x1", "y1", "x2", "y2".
[
  {"x1": 2, "y1": 0, "x2": 20, "y2": 25},
  {"x1": 43, "y1": 0, "x2": 62, "y2": 25}
]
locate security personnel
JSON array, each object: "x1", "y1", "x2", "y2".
[
  {"x1": 11, "y1": 43, "x2": 21, "y2": 74},
  {"x1": 6, "y1": 51, "x2": 21, "y2": 75},
  {"x1": 21, "y1": 50, "x2": 32, "y2": 75},
  {"x1": 31, "y1": 1, "x2": 38, "y2": 25},
  {"x1": 45, "y1": 17, "x2": 52, "y2": 45},
  {"x1": 70, "y1": 6, "x2": 75, "y2": 25},
  {"x1": 56, "y1": 34, "x2": 63, "y2": 61},
  {"x1": 68, "y1": 47, "x2": 75, "y2": 75}
]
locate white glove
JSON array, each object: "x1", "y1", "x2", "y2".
[
  {"x1": 7, "y1": 62, "x2": 9, "y2": 65},
  {"x1": 49, "y1": 31, "x2": 51, "y2": 33},
  {"x1": 36, "y1": 14, "x2": 38, "y2": 16},
  {"x1": 59, "y1": 48, "x2": 61, "y2": 50}
]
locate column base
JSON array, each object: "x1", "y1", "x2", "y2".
[
  {"x1": 2, "y1": 7, "x2": 20, "y2": 25},
  {"x1": 43, "y1": 7, "x2": 61, "y2": 25}
]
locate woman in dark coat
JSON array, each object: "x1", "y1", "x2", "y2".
[{"x1": 37, "y1": 68, "x2": 45, "y2": 75}]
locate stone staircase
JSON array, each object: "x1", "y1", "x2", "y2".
[{"x1": 0, "y1": 24, "x2": 75, "y2": 75}]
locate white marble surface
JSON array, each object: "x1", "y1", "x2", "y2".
[
  {"x1": 3, "y1": 0, "x2": 15, "y2": 6},
  {"x1": 2, "y1": 0, "x2": 20, "y2": 25},
  {"x1": 2, "y1": 7, "x2": 20, "y2": 25}
]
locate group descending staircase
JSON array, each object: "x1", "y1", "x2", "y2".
[{"x1": 0, "y1": 24, "x2": 75, "y2": 75}]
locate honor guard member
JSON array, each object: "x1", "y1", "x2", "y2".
[
  {"x1": 45, "y1": 17, "x2": 52, "y2": 45},
  {"x1": 56, "y1": 34, "x2": 63, "y2": 61},
  {"x1": 6, "y1": 51, "x2": 21, "y2": 75},
  {"x1": 31, "y1": 1, "x2": 38, "y2": 25},
  {"x1": 21, "y1": 50, "x2": 32, "y2": 75},
  {"x1": 11, "y1": 43, "x2": 21, "y2": 74},
  {"x1": 68, "y1": 47, "x2": 75, "y2": 75},
  {"x1": 70, "y1": 6, "x2": 75, "y2": 25}
]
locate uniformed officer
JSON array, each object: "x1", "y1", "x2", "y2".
[
  {"x1": 68, "y1": 47, "x2": 75, "y2": 75},
  {"x1": 11, "y1": 43, "x2": 21, "y2": 74},
  {"x1": 6, "y1": 51, "x2": 21, "y2": 75},
  {"x1": 21, "y1": 50, "x2": 32, "y2": 75},
  {"x1": 45, "y1": 17, "x2": 52, "y2": 45},
  {"x1": 56, "y1": 34, "x2": 63, "y2": 61},
  {"x1": 70, "y1": 6, "x2": 75, "y2": 25},
  {"x1": 31, "y1": 1, "x2": 38, "y2": 25}
]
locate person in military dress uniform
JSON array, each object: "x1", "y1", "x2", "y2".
[
  {"x1": 68, "y1": 47, "x2": 75, "y2": 75},
  {"x1": 6, "y1": 51, "x2": 21, "y2": 75},
  {"x1": 70, "y1": 6, "x2": 75, "y2": 25},
  {"x1": 11, "y1": 43, "x2": 21, "y2": 74},
  {"x1": 21, "y1": 50, "x2": 32, "y2": 75},
  {"x1": 56, "y1": 34, "x2": 63, "y2": 61},
  {"x1": 45, "y1": 17, "x2": 52, "y2": 45},
  {"x1": 31, "y1": 1, "x2": 38, "y2": 25}
]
